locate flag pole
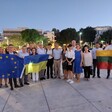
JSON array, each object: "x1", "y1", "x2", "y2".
[{"x1": 20, "y1": 66, "x2": 25, "y2": 78}]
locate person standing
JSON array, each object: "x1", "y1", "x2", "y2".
[
  {"x1": 66, "y1": 44, "x2": 75, "y2": 84},
  {"x1": 6, "y1": 44, "x2": 20, "y2": 90},
  {"x1": 62, "y1": 45, "x2": 68, "y2": 80},
  {"x1": 0, "y1": 47, "x2": 8, "y2": 88},
  {"x1": 18, "y1": 45, "x2": 29, "y2": 85},
  {"x1": 92, "y1": 42, "x2": 102, "y2": 78},
  {"x1": 74, "y1": 44, "x2": 83, "y2": 83},
  {"x1": 30, "y1": 48, "x2": 39, "y2": 82},
  {"x1": 46, "y1": 43, "x2": 54, "y2": 79},
  {"x1": 37, "y1": 43, "x2": 46, "y2": 80},
  {"x1": 104, "y1": 42, "x2": 112, "y2": 79},
  {"x1": 53, "y1": 42, "x2": 62, "y2": 79},
  {"x1": 83, "y1": 46, "x2": 93, "y2": 81},
  {"x1": 71, "y1": 40, "x2": 76, "y2": 51}
]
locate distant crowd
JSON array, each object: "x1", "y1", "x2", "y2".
[{"x1": 0, "y1": 40, "x2": 112, "y2": 90}]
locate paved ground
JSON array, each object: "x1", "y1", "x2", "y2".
[{"x1": 0, "y1": 70, "x2": 112, "y2": 112}]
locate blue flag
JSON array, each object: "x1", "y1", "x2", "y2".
[{"x1": 0, "y1": 54, "x2": 24, "y2": 78}]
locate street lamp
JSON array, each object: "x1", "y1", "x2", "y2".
[
  {"x1": 79, "y1": 32, "x2": 82, "y2": 45},
  {"x1": 4, "y1": 37, "x2": 9, "y2": 45}
]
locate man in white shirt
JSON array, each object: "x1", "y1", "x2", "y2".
[
  {"x1": 46, "y1": 43, "x2": 54, "y2": 79},
  {"x1": 18, "y1": 46, "x2": 29, "y2": 85},
  {"x1": 37, "y1": 43, "x2": 46, "y2": 54},
  {"x1": 105, "y1": 43, "x2": 112, "y2": 50},
  {"x1": 37, "y1": 43, "x2": 46, "y2": 80},
  {"x1": 72, "y1": 40, "x2": 76, "y2": 51},
  {"x1": 53, "y1": 42, "x2": 62, "y2": 78},
  {"x1": 92, "y1": 42, "x2": 102, "y2": 78}
]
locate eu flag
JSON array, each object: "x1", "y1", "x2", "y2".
[
  {"x1": 24, "y1": 54, "x2": 49, "y2": 74},
  {"x1": 0, "y1": 54, "x2": 24, "y2": 78}
]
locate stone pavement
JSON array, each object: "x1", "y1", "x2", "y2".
[{"x1": 0, "y1": 70, "x2": 112, "y2": 112}]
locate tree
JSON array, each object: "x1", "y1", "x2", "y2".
[
  {"x1": 79, "y1": 27, "x2": 96, "y2": 43},
  {"x1": 56, "y1": 28, "x2": 77, "y2": 45},
  {"x1": 36, "y1": 35, "x2": 49, "y2": 46},
  {"x1": 99, "y1": 30, "x2": 112, "y2": 43},
  {"x1": 2, "y1": 35, "x2": 25, "y2": 47},
  {"x1": 21, "y1": 29, "x2": 40, "y2": 43},
  {"x1": 21, "y1": 29, "x2": 49, "y2": 45}
]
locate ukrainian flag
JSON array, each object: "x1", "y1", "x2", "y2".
[
  {"x1": 24, "y1": 54, "x2": 49, "y2": 74},
  {"x1": 0, "y1": 54, "x2": 24, "y2": 78},
  {"x1": 96, "y1": 50, "x2": 112, "y2": 69}
]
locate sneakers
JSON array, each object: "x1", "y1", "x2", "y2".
[
  {"x1": 66, "y1": 79, "x2": 71, "y2": 82},
  {"x1": 69, "y1": 80, "x2": 74, "y2": 84},
  {"x1": 66, "y1": 79, "x2": 74, "y2": 84}
]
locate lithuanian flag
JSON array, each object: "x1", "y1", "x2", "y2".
[
  {"x1": 96, "y1": 50, "x2": 112, "y2": 69},
  {"x1": 24, "y1": 54, "x2": 49, "y2": 74}
]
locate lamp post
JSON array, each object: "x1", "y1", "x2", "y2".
[
  {"x1": 4, "y1": 37, "x2": 9, "y2": 45},
  {"x1": 79, "y1": 32, "x2": 82, "y2": 46}
]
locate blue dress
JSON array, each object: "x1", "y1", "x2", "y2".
[{"x1": 74, "y1": 50, "x2": 83, "y2": 74}]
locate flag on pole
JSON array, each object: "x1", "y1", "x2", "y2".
[{"x1": 96, "y1": 50, "x2": 112, "y2": 69}]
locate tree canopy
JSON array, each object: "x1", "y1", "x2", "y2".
[
  {"x1": 56, "y1": 28, "x2": 77, "y2": 45},
  {"x1": 79, "y1": 27, "x2": 96, "y2": 43},
  {"x1": 21, "y1": 29, "x2": 40, "y2": 42},
  {"x1": 99, "y1": 30, "x2": 112, "y2": 43},
  {"x1": 21, "y1": 29, "x2": 49, "y2": 45},
  {"x1": 2, "y1": 35, "x2": 24, "y2": 47}
]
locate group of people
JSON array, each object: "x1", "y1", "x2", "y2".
[{"x1": 0, "y1": 40, "x2": 112, "y2": 90}]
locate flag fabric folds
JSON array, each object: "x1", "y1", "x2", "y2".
[
  {"x1": 24, "y1": 54, "x2": 49, "y2": 74},
  {"x1": 0, "y1": 54, "x2": 24, "y2": 78},
  {"x1": 96, "y1": 50, "x2": 112, "y2": 69}
]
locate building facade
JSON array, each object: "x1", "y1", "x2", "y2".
[
  {"x1": 94, "y1": 26, "x2": 112, "y2": 42},
  {"x1": 3, "y1": 27, "x2": 43, "y2": 37},
  {"x1": 95, "y1": 26, "x2": 112, "y2": 35},
  {"x1": 43, "y1": 31, "x2": 55, "y2": 41}
]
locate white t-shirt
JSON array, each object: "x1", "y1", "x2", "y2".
[
  {"x1": 83, "y1": 52, "x2": 92, "y2": 66},
  {"x1": 105, "y1": 45, "x2": 112, "y2": 50},
  {"x1": 46, "y1": 49, "x2": 53, "y2": 59},
  {"x1": 65, "y1": 50, "x2": 75, "y2": 59},
  {"x1": 72, "y1": 47, "x2": 76, "y2": 51}
]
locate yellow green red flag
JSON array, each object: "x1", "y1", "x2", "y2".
[{"x1": 96, "y1": 50, "x2": 112, "y2": 69}]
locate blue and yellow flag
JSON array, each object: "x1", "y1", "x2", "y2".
[
  {"x1": 0, "y1": 54, "x2": 24, "y2": 78},
  {"x1": 24, "y1": 54, "x2": 49, "y2": 74}
]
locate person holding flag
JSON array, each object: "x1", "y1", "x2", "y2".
[
  {"x1": 0, "y1": 47, "x2": 8, "y2": 88},
  {"x1": 37, "y1": 43, "x2": 46, "y2": 80},
  {"x1": 18, "y1": 45, "x2": 30, "y2": 85},
  {"x1": 92, "y1": 42, "x2": 102, "y2": 78},
  {"x1": 104, "y1": 42, "x2": 112, "y2": 79},
  {"x1": 6, "y1": 44, "x2": 20, "y2": 90},
  {"x1": 30, "y1": 48, "x2": 39, "y2": 82}
]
